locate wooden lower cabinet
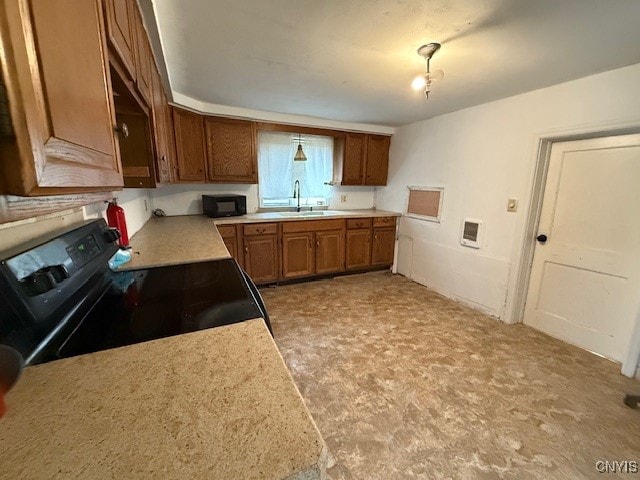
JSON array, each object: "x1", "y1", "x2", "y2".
[
  {"x1": 371, "y1": 227, "x2": 396, "y2": 266},
  {"x1": 222, "y1": 235, "x2": 238, "y2": 262},
  {"x1": 217, "y1": 225, "x2": 243, "y2": 267},
  {"x1": 316, "y1": 231, "x2": 345, "y2": 274},
  {"x1": 282, "y1": 233, "x2": 315, "y2": 279},
  {"x1": 346, "y1": 229, "x2": 372, "y2": 270},
  {"x1": 224, "y1": 215, "x2": 396, "y2": 284},
  {"x1": 243, "y1": 234, "x2": 279, "y2": 284}
]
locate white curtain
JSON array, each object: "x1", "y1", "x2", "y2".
[{"x1": 258, "y1": 131, "x2": 332, "y2": 202}]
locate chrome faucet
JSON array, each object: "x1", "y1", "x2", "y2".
[{"x1": 293, "y1": 179, "x2": 301, "y2": 212}]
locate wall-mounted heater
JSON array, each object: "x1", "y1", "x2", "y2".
[{"x1": 461, "y1": 219, "x2": 483, "y2": 249}]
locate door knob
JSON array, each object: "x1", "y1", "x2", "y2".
[{"x1": 536, "y1": 234, "x2": 548, "y2": 243}]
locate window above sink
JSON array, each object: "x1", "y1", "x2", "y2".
[{"x1": 257, "y1": 132, "x2": 333, "y2": 209}]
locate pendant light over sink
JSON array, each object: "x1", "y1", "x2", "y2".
[{"x1": 294, "y1": 133, "x2": 307, "y2": 161}]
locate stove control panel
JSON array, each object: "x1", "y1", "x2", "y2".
[
  {"x1": 66, "y1": 234, "x2": 101, "y2": 269},
  {"x1": 0, "y1": 219, "x2": 119, "y2": 299}
]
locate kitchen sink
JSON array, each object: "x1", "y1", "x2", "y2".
[{"x1": 277, "y1": 211, "x2": 340, "y2": 217}]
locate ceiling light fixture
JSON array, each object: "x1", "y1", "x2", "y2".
[
  {"x1": 294, "y1": 133, "x2": 307, "y2": 161},
  {"x1": 412, "y1": 42, "x2": 444, "y2": 99}
]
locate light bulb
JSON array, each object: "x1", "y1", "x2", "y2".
[{"x1": 411, "y1": 75, "x2": 426, "y2": 91}]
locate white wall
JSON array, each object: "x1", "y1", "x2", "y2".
[
  {"x1": 377, "y1": 62, "x2": 640, "y2": 323},
  {"x1": 150, "y1": 183, "x2": 376, "y2": 216},
  {"x1": 83, "y1": 188, "x2": 153, "y2": 238}
]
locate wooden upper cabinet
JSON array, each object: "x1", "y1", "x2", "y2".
[
  {"x1": 0, "y1": 0, "x2": 123, "y2": 196},
  {"x1": 315, "y1": 231, "x2": 344, "y2": 274},
  {"x1": 341, "y1": 133, "x2": 366, "y2": 185},
  {"x1": 103, "y1": 0, "x2": 136, "y2": 81},
  {"x1": 282, "y1": 232, "x2": 315, "y2": 279},
  {"x1": 205, "y1": 117, "x2": 257, "y2": 183},
  {"x1": 365, "y1": 135, "x2": 390, "y2": 186},
  {"x1": 132, "y1": 5, "x2": 152, "y2": 105},
  {"x1": 172, "y1": 107, "x2": 206, "y2": 182},
  {"x1": 333, "y1": 132, "x2": 390, "y2": 186},
  {"x1": 116, "y1": 108, "x2": 156, "y2": 188},
  {"x1": 150, "y1": 69, "x2": 171, "y2": 183}
]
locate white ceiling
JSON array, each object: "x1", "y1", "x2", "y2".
[{"x1": 152, "y1": 0, "x2": 640, "y2": 127}]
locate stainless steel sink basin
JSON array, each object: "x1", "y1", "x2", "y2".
[{"x1": 277, "y1": 211, "x2": 340, "y2": 217}]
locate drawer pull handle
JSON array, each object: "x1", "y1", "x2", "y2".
[{"x1": 115, "y1": 122, "x2": 129, "y2": 139}]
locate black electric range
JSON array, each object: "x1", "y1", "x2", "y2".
[{"x1": 0, "y1": 219, "x2": 270, "y2": 365}]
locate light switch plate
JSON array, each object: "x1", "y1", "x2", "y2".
[{"x1": 507, "y1": 198, "x2": 518, "y2": 212}]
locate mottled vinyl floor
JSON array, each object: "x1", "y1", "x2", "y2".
[{"x1": 260, "y1": 272, "x2": 640, "y2": 480}]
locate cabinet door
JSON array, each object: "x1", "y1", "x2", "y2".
[
  {"x1": 244, "y1": 234, "x2": 279, "y2": 284},
  {"x1": 345, "y1": 229, "x2": 371, "y2": 270},
  {"x1": 342, "y1": 133, "x2": 366, "y2": 185},
  {"x1": 222, "y1": 235, "x2": 238, "y2": 261},
  {"x1": 371, "y1": 227, "x2": 396, "y2": 266},
  {"x1": 150, "y1": 69, "x2": 171, "y2": 183},
  {"x1": 364, "y1": 135, "x2": 390, "y2": 186},
  {"x1": 0, "y1": 0, "x2": 123, "y2": 195},
  {"x1": 316, "y1": 231, "x2": 344, "y2": 274},
  {"x1": 282, "y1": 232, "x2": 315, "y2": 279},
  {"x1": 172, "y1": 108, "x2": 206, "y2": 182},
  {"x1": 205, "y1": 117, "x2": 257, "y2": 183},
  {"x1": 133, "y1": 6, "x2": 152, "y2": 105},
  {"x1": 165, "y1": 96, "x2": 177, "y2": 182},
  {"x1": 103, "y1": 0, "x2": 136, "y2": 80}
]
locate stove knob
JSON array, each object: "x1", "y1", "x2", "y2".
[
  {"x1": 103, "y1": 228, "x2": 121, "y2": 244},
  {"x1": 45, "y1": 264, "x2": 70, "y2": 283},
  {"x1": 20, "y1": 264, "x2": 69, "y2": 296},
  {"x1": 20, "y1": 271, "x2": 57, "y2": 296}
]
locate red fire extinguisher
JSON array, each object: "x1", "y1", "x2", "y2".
[{"x1": 106, "y1": 198, "x2": 130, "y2": 248}]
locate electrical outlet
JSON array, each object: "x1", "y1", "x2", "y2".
[
  {"x1": 507, "y1": 198, "x2": 518, "y2": 212},
  {"x1": 340, "y1": 194, "x2": 348, "y2": 203}
]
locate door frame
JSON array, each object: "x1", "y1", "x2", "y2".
[{"x1": 510, "y1": 122, "x2": 640, "y2": 374}]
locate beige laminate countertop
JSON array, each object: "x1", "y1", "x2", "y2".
[
  {"x1": 212, "y1": 208, "x2": 401, "y2": 225},
  {"x1": 120, "y1": 210, "x2": 400, "y2": 271},
  {"x1": 0, "y1": 319, "x2": 329, "y2": 480},
  {"x1": 119, "y1": 215, "x2": 230, "y2": 271}
]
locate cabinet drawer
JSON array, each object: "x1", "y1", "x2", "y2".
[
  {"x1": 217, "y1": 225, "x2": 237, "y2": 237},
  {"x1": 282, "y1": 219, "x2": 344, "y2": 233},
  {"x1": 243, "y1": 223, "x2": 278, "y2": 236},
  {"x1": 346, "y1": 218, "x2": 373, "y2": 230},
  {"x1": 373, "y1": 216, "x2": 397, "y2": 228}
]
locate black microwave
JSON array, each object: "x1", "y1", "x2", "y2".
[{"x1": 202, "y1": 194, "x2": 247, "y2": 218}]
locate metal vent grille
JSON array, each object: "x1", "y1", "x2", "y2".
[{"x1": 463, "y1": 221, "x2": 479, "y2": 241}]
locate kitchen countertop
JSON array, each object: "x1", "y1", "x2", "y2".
[
  {"x1": 0, "y1": 319, "x2": 329, "y2": 479},
  {"x1": 120, "y1": 209, "x2": 400, "y2": 271},
  {"x1": 213, "y1": 208, "x2": 401, "y2": 225},
  {"x1": 119, "y1": 215, "x2": 230, "y2": 271}
]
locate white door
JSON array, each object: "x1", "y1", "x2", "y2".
[{"x1": 524, "y1": 134, "x2": 640, "y2": 363}]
